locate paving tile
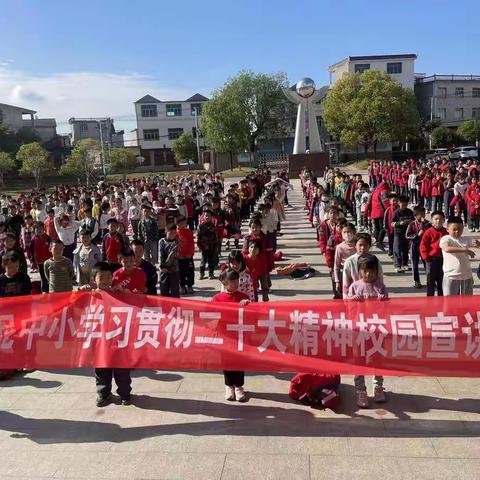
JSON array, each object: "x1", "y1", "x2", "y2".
[
  {"x1": 347, "y1": 436, "x2": 437, "y2": 457},
  {"x1": 310, "y1": 456, "x2": 401, "y2": 480},
  {"x1": 133, "y1": 452, "x2": 225, "y2": 479},
  {"x1": 222, "y1": 453, "x2": 309, "y2": 480}
]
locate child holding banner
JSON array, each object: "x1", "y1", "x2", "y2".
[
  {"x1": 347, "y1": 255, "x2": 388, "y2": 408},
  {"x1": 212, "y1": 268, "x2": 251, "y2": 403},
  {"x1": 89, "y1": 262, "x2": 133, "y2": 407}
]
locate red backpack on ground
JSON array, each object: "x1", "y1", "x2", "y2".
[{"x1": 289, "y1": 373, "x2": 341, "y2": 409}]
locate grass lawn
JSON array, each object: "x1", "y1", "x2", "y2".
[
  {"x1": 343, "y1": 158, "x2": 370, "y2": 170},
  {"x1": 219, "y1": 166, "x2": 255, "y2": 178}
]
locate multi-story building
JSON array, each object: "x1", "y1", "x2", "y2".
[
  {"x1": 68, "y1": 117, "x2": 124, "y2": 147},
  {"x1": 414, "y1": 74, "x2": 480, "y2": 127},
  {"x1": 328, "y1": 54, "x2": 417, "y2": 89},
  {"x1": 0, "y1": 102, "x2": 57, "y2": 142},
  {"x1": 134, "y1": 93, "x2": 208, "y2": 167}
]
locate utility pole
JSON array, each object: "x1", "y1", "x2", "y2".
[
  {"x1": 98, "y1": 119, "x2": 106, "y2": 177},
  {"x1": 429, "y1": 96, "x2": 434, "y2": 150},
  {"x1": 194, "y1": 107, "x2": 201, "y2": 164}
]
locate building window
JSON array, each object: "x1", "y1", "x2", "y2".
[
  {"x1": 455, "y1": 108, "x2": 464, "y2": 120},
  {"x1": 473, "y1": 88, "x2": 480, "y2": 98},
  {"x1": 141, "y1": 104, "x2": 157, "y2": 117},
  {"x1": 438, "y1": 87, "x2": 447, "y2": 98},
  {"x1": 191, "y1": 103, "x2": 203, "y2": 116},
  {"x1": 166, "y1": 104, "x2": 182, "y2": 117},
  {"x1": 387, "y1": 62, "x2": 402, "y2": 74},
  {"x1": 437, "y1": 108, "x2": 447, "y2": 120},
  {"x1": 168, "y1": 128, "x2": 183, "y2": 140},
  {"x1": 354, "y1": 64, "x2": 370, "y2": 74},
  {"x1": 455, "y1": 87, "x2": 464, "y2": 97},
  {"x1": 80, "y1": 122, "x2": 88, "y2": 132},
  {"x1": 143, "y1": 129, "x2": 159, "y2": 141},
  {"x1": 473, "y1": 108, "x2": 480, "y2": 119}
]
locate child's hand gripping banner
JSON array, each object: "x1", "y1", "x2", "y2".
[{"x1": 1, "y1": 291, "x2": 480, "y2": 376}]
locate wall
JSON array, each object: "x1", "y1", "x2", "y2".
[
  {"x1": 0, "y1": 104, "x2": 28, "y2": 131},
  {"x1": 136, "y1": 101, "x2": 205, "y2": 150},
  {"x1": 348, "y1": 58, "x2": 416, "y2": 89}
]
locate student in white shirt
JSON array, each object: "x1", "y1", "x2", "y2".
[{"x1": 439, "y1": 216, "x2": 479, "y2": 296}]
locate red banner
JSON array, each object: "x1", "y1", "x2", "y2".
[{"x1": 1, "y1": 291, "x2": 480, "y2": 376}]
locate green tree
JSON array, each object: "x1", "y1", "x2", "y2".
[
  {"x1": 323, "y1": 69, "x2": 421, "y2": 156},
  {"x1": 431, "y1": 126, "x2": 463, "y2": 148},
  {"x1": 0, "y1": 151, "x2": 17, "y2": 186},
  {"x1": 457, "y1": 120, "x2": 480, "y2": 145},
  {"x1": 106, "y1": 147, "x2": 138, "y2": 180},
  {"x1": 0, "y1": 125, "x2": 42, "y2": 156},
  {"x1": 172, "y1": 133, "x2": 197, "y2": 165},
  {"x1": 201, "y1": 70, "x2": 291, "y2": 160},
  {"x1": 201, "y1": 91, "x2": 248, "y2": 169},
  {"x1": 17, "y1": 142, "x2": 52, "y2": 189},
  {"x1": 60, "y1": 139, "x2": 99, "y2": 187}
]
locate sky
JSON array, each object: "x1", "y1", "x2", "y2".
[{"x1": 0, "y1": 0, "x2": 477, "y2": 140}]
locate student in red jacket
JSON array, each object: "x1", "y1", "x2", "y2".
[
  {"x1": 176, "y1": 215, "x2": 195, "y2": 295},
  {"x1": 243, "y1": 239, "x2": 267, "y2": 302},
  {"x1": 212, "y1": 269, "x2": 251, "y2": 403},
  {"x1": 420, "y1": 211, "x2": 447, "y2": 296},
  {"x1": 431, "y1": 172, "x2": 445, "y2": 212},
  {"x1": 102, "y1": 218, "x2": 126, "y2": 271},
  {"x1": 30, "y1": 221, "x2": 52, "y2": 293},
  {"x1": 318, "y1": 206, "x2": 339, "y2": 255},
  {"x1": 420, "y1": 172, "x2": 433, "y2": 213},
  {"x1": 383, "y1": 194, "x2": 398, "y2": 258},
  {"x1": 370, "y1": 181, "x2": 390, "y2": 250}
]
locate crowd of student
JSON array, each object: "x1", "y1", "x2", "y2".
[
  {"x1": 301, "y1": 157, "x2": 480, "y2": 407},
  {"x1": 0, "y1": 168, "x2": 294, "y2": 405}
]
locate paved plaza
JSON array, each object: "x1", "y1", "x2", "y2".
[{"x1": 2, "y1": 175, "x2": 480, "y2": 479}]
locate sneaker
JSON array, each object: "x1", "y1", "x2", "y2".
[
  {"x1": 187, "y1": 286, "x2": 194, "y2": 294},
  {"x1": 96, "y1": 394, "x2": 113, "y2": 407},
  {"x1": 121, "y1": 397, "x2": 131, "y2": 406},
  {"x1": 394, "y1": 268, "x2": 402, "y2": 273},
  {"x1": 377, "y1": 244, "x2": 386, "y2": 252},
  {"x1": 199, "y1": 274, "x2": 206, "y2": 280},
  {"x1": 356, "y1": 390, "x2": 369, "y2": 408},
  {"x1": 180, "y1": 287, "x2": 187, "y2": 295},
  {"x1": 374, "y1": 386, "x2": 387, "y2": 403},
  {"x1": 209, "y1": 274, "x2": 216, "y2": 280},
  {"x1": 225, "y1": 386, "x2": 235, "y2": 401},
  {"x1": 414, "y1": 282, "x2": 423, "y2": 289},
  {"x1": 235, "y1": 386, "x2": 247, "y2": 403}
]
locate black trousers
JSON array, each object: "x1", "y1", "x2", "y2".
[
  {"x1": 95, "y1": 368, "x2": 131, "y2": 400},
  {"x1": 200, "y1": 250, "x2": 217, "y2": 276},
  {"x1": 426, "y1": 257, "x2": 443, "y2": 296},
  {"x1": 178, "y1": 258, "x2": 195, "y2": 287},
  {"x1": 373, "y1": 218, "x2": 385, "y2": 245},
  {"x1": 159, "y1": 270, "x2": 180, "y2": 298},
  {"x1": 63, "y1": 243, "x2": 75, "y2": 262},
  {"x1": 38, "y1": 263, "x2": 49, "y2": 293},
  {"x1": 387, "y1": 232, "x2": 394, "y2": 256},
  {"x1": 224, "y1": 371, "x2": 245, "y2": 387},
  {"x1": 393, "y1": 234, "x2": 409, "y2": 268}
]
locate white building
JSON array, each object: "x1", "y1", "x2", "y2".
[
  {"x1": 134, "y1": 93, "x2": 208, "y2": 167},
  {"x1": 68, "y1": 117, "x2": 123, "y2": 147},
  {"x1": 328, "y1": 54, "x2": 417, "y2": 89},
  {"x1": 0, "y1": 102, "x2": 57, "y2": 143}
]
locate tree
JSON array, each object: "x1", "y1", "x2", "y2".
[
  {"x1": 0, "y1": 151, "x2": 17, "y2": 186},
  {"x1": 60, "y1": 139, "x2": 99, "y2": 187},
  {"x1": 457, "y1": 120, "x2": 480, "y2": 145},
  {"x1": 431, "y1": 126, "x2": 463, "y2": 148},
  {"x1": 171, "y1": 133, "x2": 197, "y2": 165},
  {"x1": 201, "y1": 92, "x2": 249, "y2": 169},
  {"x1": 106, "y1": 147, "x2": 138, "y2": 180},
  {"x1": 17, "y1": 142, "x2": 52, "y2": 189},
  {"x1": 201, "y1": 70, "x2": 291, "y2": 160},
  {"x1": 323, "y1": 69, "x2": 421, "y2": 156},
  {"x1": 0, "y1": 125, "x2": 42, "y2": 156}
]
